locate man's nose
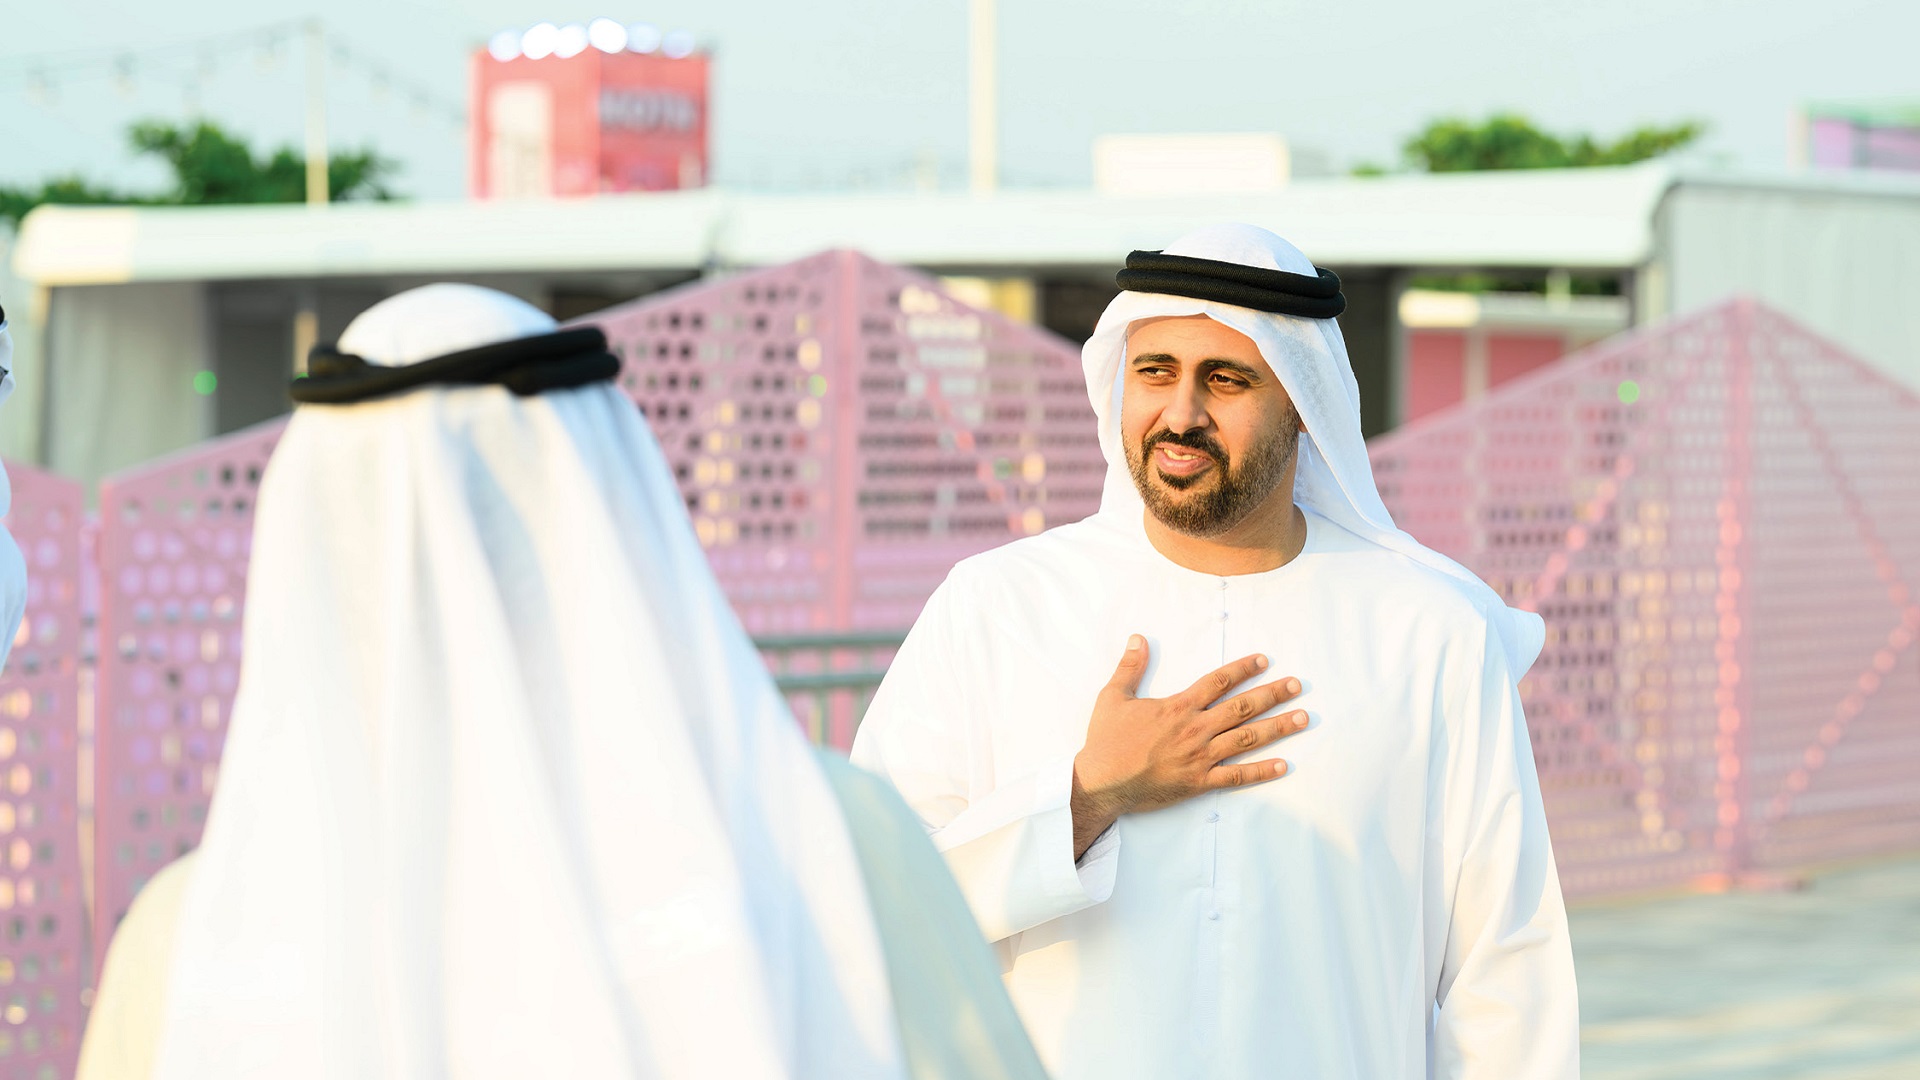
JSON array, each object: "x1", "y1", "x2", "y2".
[{"x1": 1161, "y1": 377, "x2": 1212, "y2": 434}]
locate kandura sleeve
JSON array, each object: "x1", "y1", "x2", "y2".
[
  {"x1": 1431, "y1": 621, "x2": 1581, "y2": 1080},
  {"x1": 76, "y1": 854, "x2": 197, "y2": 1080},
  {"x1": 817, "y1": 752, "x2": 1051, "y2": 1080},
  {"x1": 850, "y1": 574, "x2": 1119, "y2": 945}
]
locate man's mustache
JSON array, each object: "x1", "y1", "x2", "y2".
[{"x1": 1142, "y1": 429, "x2": 1227, "y2": 463}]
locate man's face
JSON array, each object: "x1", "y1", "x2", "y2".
[{"x1": 1122, "y1": 315, "x2": 1301, "y2": 538}]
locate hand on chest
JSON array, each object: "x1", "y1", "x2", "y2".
[{"x1": 983, "y1": 597, "x2": 1432, "y2": 836}]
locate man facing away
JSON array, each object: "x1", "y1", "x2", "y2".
[
  {"x1": 852, "y1": 224, "x2": 1580, "y2": 1079},
  {"x1": 76, "y1": 285, "x2": 1047, "y2": 1080}
]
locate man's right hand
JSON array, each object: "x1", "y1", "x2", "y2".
[{"x1": 1070, "y1": 635, "x2": 1307, "y2": 859}]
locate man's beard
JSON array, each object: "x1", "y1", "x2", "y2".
[{"x1": 1125, "y1": 409, "x2": 1300, "y2": 538}]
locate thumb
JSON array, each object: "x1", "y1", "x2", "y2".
[{"x1": 1106, "y1": 634, "x2": 1147, "y2": 698}]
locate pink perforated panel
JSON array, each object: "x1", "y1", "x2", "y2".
[
  {"x1": 91, "y1": 421, "x2": 285, "y2": 969},
  {"x1": 86, "y1": 251, "x2": 1104, "y2": 968},
  {"x1": 1739, "y1": 306, "x2": 1920, "y2": 872},
  {"x1": 586, "y1": 250, "x2": 1105, "y2": 635},
  {"x1": 0, "y1": 462, "x2": 87, "y2": 1078},
  {"x1": 1371, "y1": 299, "x2": 1920, "y2": 898}
]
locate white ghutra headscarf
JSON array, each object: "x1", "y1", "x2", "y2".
[
  {"x1": 152, "y1": 285, "x2": 907, "y2": 1079},
  {"x1": 1083, "y1": 224, "x2": 1545, "y2": 675}
]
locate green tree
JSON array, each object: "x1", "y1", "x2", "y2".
[
  {"x1": 1564, "y1": 121, "x2": 1707, "y2": 167},
  {"x1": 1405, "y1": 114, "x2": 1576, "y2": 172},
  {"x1": 1356, "y1": 113, "x2": 1706, "y2": 175},
  {"x1": 0, "y1": 175, "x2": 137, "y2": 228},
  {"x1": 1, "y1": 120, "x2": 399, "y2": 227},
  {"x1": 128, "y1": 121, "x2": 396, "y2": 205},
  {"x1": 1350, "y1": 113, "x2": 1705, "y2": 296}
]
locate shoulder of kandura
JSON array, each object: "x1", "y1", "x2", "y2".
[
  {"x1": 940, "y1": 512, "x2": 1138, "y2": 600},
  {"x1": 101, "y1": 851, "x2": 198, "y2": 983},
  {"x1": 814, "y1": 750, "x2": 927, "y2": 857},
  {"x1": 76, "y1": 852, "x2": 199, "y2": 1080},
  {"x1": 1307, "y1": 518, "x2": 1507, "y2": 645},
  {"x1": 815, "y1": 746, "x2": 880, "y2": 803}
]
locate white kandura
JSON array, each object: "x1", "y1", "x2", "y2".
[
  {"x1": 853, "y1": 224, "x2": 1580, "y2": 1080},
  {"x1": 140, "y1": 285, "x2": 909, "y2": 1080}
]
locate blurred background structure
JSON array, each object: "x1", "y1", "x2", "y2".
[
  {"x1": 3, "y1": 2, "x2": 1918, "y2": 1077},
  {"x1": 1374, "y1": 299, "x2": 1920, "y2": 898},
  {"x1": 8, "y1": 166, "x2": 1920, "y2": 486}
]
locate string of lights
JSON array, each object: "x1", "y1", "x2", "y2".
[{"x1": 0, "y1": 20, "x2": 467, "y2": 130}]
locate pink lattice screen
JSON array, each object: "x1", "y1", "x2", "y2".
[
  {"x1": 0, "y1": 463, "x2": 87, "y2": 1079},
  {"x1": 587, "y1": 249, "x2": 1104, "y2": 633},
  {"x1": 87, "y1": 250, "x2": 1103, "y2": 960},
  {"x1": 587, "y1": 251, "x2": 1103, "y2": 743},
  {"x1": 91, "y1": 422, "x2": 283, "y2": 958},
  {"x1": 1370, "y1": 299, "x2": 1920, "y2": 898}
]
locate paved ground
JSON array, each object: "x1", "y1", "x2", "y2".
[{"x1": 1573, "y1": 856, "x2": 1920, "y2": 1079}]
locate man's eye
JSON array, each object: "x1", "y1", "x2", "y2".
[{"x1": 1210, "y1": 374, "x2": 1249, "y2": 388}]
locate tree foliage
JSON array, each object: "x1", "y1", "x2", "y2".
[
  {"x1": 0, "y1": 175, "x2": 135, "y2": 229},
  {"x1": 1, "y1": 120, "x2": 399, "y2": 227},
  {"x1": 1358, "y1": 113, "x2": 1707, "y2": 175},
  {"x1": 127, "y1": 121, "x2": 396, "y2": 205}
]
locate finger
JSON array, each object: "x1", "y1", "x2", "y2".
[
  {"x1": 1180, "y1": 654, "x2": 1271, "y2": 709},
  {"x1": 1201, "y1": 676, "x2": 1304, "y2": 736},
  {"x1": 1205, "y1": 710, "x2": 1309, "y2": 760},
  {"x1": 1104, "y1": 634, "x2": 1149, "y2": 699},
  {"x1": 1206, "y1": 757, "x2": 1290, "y2": 789}
]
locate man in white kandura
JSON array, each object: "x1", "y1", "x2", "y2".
[
  {"x1": 852, "y1": 224, "x2": 1580, "y2": 1079},
  {"x1": 0, "y1": 303, "x2": 29, "y2": 664},
  {"x1": 78, "y1": 285, "x2": 1047, "y2": 1080}
]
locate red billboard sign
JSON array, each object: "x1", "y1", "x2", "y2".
[{"x1": 470, "y1": 47, "x2": 710, "y2": 197}]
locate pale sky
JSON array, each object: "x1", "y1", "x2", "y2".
[{"x1": 2, "y1": 0, "x2": 1916, "y2": 199}]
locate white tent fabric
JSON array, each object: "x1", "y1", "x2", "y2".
[
  {"x1": 1082, "y1": 223, "x2": 1546, "y2": 674},
  {"x1": 42, "y1": 281, "x2": 208, "y2": 484},
  {"x1": 150, "y1": 285, "x2": 907, "y2": 1080}
]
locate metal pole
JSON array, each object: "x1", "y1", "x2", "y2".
[
  {"x1": 968, "y1": 0, "x2": 997, "y2": 195},
  {"x1": 304, "y1": 20, "x2": 330, "y2": 206},
  {"x1": 292, "y1": 285, "x2": 319, "y2": 376}
]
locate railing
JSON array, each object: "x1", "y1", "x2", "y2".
[{"x1": 756, "y1": 631, "x2": 905, "y2": 751}]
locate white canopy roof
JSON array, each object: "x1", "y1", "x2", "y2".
[
  {"x1": 15, "y1": 165, "x2": 1678, "y2": 287},
  {"x1": 16, "y1": 164, "x2": 1919, "y2": 289}
]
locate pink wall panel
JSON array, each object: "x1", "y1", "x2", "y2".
[
  {"x1": 1371, "y1": 300, "x2": 1920, "y2": 897},
  {"x1": 586, "y1": 251, "x2": 1104, "y2": 746},
  {"x1": 1809, "y1": 115, "x2": 1920, "y2": 172},
  {"x1": 83, "y1": 251, "x2": 1106, "y2": 979},
  {"x1": 585, "y1": 249, "x2": 1104, "y2": 637},
  {"x1": 1404, "y1": 329, "x2": 1466, "y2": 423},
  {"x1": 1860, "y1": 125, "x2": 1920, "y2": 171},
  {"x1": 91, "y1": 422, "x2": 285, "y2": 971},
  {"x1": 1737, "y1": 306, "x2": 1920, "y2": 870},
  {"x1": 0, "y1": 463, "x2": 87, "y2": 1079},
  {"x1": 58, "y1": 281, "x2": 1920, "y2": 1016},
  {"x1": 1487, "y1": 333, "x2": 1564, "y2": 390},
  {"x1": 1809, "y1": 117, "x2": 1861, "y2": 169}
]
